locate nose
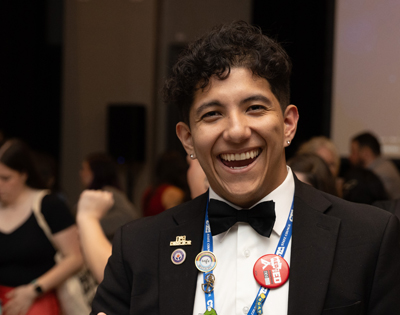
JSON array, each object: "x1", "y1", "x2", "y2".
[{"x1": 222, "y1": 112, "x2": 251, "y2": 143}]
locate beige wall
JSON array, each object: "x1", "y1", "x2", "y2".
[
  {"x1": 61, "y1": 0, "x2": 158, "y2": 206},
  {"x1": 61, "y1": 0, "x2": 251, "y2": 209}
]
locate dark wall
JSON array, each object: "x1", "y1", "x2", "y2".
[
  {"x1": 0, "y1": 1, "x2": 62, "y2": 159},
  {"x1": 253, "y1": 0, "x2": 335, "y2": 159}
]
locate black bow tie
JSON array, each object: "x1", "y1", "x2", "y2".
[{"x1": 208, "y1": 199, "x2": 276, "y2": 237}]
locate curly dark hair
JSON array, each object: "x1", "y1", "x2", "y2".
[{"x1": 163, "y1": 20, "x2": 292, "y2": 125}]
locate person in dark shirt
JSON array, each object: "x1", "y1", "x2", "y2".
[{"x1": 0, "y1": 139, "x2": 83, "y2": 315}]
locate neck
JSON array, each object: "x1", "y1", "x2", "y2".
[{"x1": 0, "y1": 186, "x2": 34, "y2": 209}]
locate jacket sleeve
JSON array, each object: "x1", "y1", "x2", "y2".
[
  {"x1": 368, "y1": 214, "x2": 400, "y2": 314},
  {"x1": 91, "y1": 227, "x2": 132, "y2": 315}
]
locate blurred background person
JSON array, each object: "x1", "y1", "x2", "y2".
[
  {"x1": 32, "y1": 151, "x2": 59, "y2": 193},
  {"x1": 77, "y1": 152, "x2": 200, "y2": 282},
  {"x1": 349, "y1": 131, "x2": 400, "y2": 199},
  {"x1": 297, "y1": 136, "x2": 341, "y2": 178},
  {"x1": 142, "y1": 150, "x2": 189, "y2": 216},
  {"x1": 287, "y1": 153, "x2": 338, "y2": 196},
  {"x1": 79, "y1": 152, "x2": 140, "y2": 241},
  {"x1": 0, "y1": 139, "x2": 83, "y2": 315},
  {"x1": 296, "y1": 136, "x2": 343, "y2": 196},
  {"x1": 76, "y1": 190, "x2": 114, "y2": 283},
  {"x1": 342, "y1": 166, "x2": 388, "y2": 205},
  {"x1": 186, "y1": 155, "x2": 209, "y2": 199}
]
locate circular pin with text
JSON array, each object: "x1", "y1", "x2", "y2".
[
  {"x1": 253, "y1": 254, "x2": 289, "y2": 289},
  {"x1": 195, "y1": 251, "x2": 217, "y2": 273},
  {"x1": 171, "y1": 248, "x2": 186, "y2": 265}
]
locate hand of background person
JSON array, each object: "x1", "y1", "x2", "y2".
[
  {"x1": 77, "y1": 190, "x2": 114, "y2": 222},
  {"x1": 3, "y1": 284, "x2": 37, "y2": 315}
]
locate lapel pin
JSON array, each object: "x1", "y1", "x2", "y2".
[
  {"x1": 171, "y1": 248, "x2": 186, "y2": 265},
  {"x1": 170, "y1": 235, "x2": 192, "y2": 246}
]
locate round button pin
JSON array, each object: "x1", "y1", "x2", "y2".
[
  {"x1": 195, "y1": 251, "x2": 217, "y2": 273},
  {"x1": 171, "y1": 248, "x2": 186, "y2": 265},
  {"x1": 253, "y1": 254, "x2": 289, "y2": 289}
]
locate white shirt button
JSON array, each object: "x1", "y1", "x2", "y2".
[
  {"x1": 244, "y1": 249, "x2": 251, "y2": 257},
  {"x1": 243, "y1": 306, "x2": 249, "y2": 314}
]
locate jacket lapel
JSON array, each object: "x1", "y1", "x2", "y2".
[
  {"x1": 159, "y1": 193, "x2": 208, "y2": 315},
  {"x1": 288, "y1": 179, "x2": 341, "y2": 315}
]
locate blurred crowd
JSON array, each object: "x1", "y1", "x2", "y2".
[{"x1": 0, "y1": 129, "x2": 399, "y2": 314}]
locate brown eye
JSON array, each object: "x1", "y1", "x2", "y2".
[
  {"x1": 247, "y1": 105, "x2": 265, "y2": 111},
  {"x1": 201, "y1": 111, "x2": 221, "y2": 121}
]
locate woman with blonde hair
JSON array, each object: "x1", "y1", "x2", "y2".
[{"x1": 297, "y1": 136, "x2": 341, "y2": 177}]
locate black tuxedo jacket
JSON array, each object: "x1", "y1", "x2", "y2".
[{"x1": 91, "y1": 178, "x2": 400, "y2": 315}]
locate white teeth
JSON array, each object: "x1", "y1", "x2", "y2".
[
  {"x1": 230, "y1": 166, "x2": 247, "y2": 170},
  {"x1": 220, "y1": 149, "x2": 260, "y2": 162}
]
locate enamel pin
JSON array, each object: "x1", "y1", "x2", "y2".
[
  {"x1": 195, "y1": 251, "x2": 217, "y2": 273},
  {"x1": 170, "y1": 236, "x2": 192, "y2": 246},
  {"x1": 171, "y1": 248, "x2": 186, "y2": 265}
]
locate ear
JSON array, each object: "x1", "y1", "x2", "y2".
[
  {"x1": 283, "y1": 105, "x2": 299, "y2": 147},
  {"x1": 176, "y1": 122, "x2": 195, "y2": 156}
]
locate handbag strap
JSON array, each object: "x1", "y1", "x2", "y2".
[{"x1": 31, "y1": 189, "x2": 57, "y2": 249}]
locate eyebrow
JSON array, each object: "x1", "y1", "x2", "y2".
[
  {"x1": 240, "y1": 94, "x2": 272, "y2": 105},
  {"x1": 194, "y1": 101, "x2": 223, "y2": 118}
]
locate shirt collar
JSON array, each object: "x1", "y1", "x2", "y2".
[{"x1": 209, "y1": 166, "x2": 295, "y2": 239}]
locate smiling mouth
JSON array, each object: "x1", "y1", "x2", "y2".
[{"x1": 219, "y1": 149, "x2": 261, "y2": 169}]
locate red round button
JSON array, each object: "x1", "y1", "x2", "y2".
[{"x1": 253, "y1": 254, "x2": 289, "y2": 289}]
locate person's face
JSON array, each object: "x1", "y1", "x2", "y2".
[
  {"x1": 177, "y1": 67, "x2": 299, "y2": 208},
  {"x1": 349, "y1": 141, "x2": 363, "y2": 167},
  {"x1": 316, "y1": 146, "x2": 338, "y2": 177},
  {"x1": 0, "y1": 162, "x2": 28, "y2": 205},
  {"x1": 79, "y1": 161, "x2": 93, "y2": 189}
]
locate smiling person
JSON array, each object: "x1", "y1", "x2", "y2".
[{"x1": 91, "y1": 21, "x2": 400, "y2": 315}]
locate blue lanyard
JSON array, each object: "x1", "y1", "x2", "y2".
[
  {"x1": 248, "y1": 198, "x2": 294, "y2": 315},
  {"x1": 202, "y1": 197, "x2": 215, "y2": 310},
  {"x1": 201, "y1": 196, "x2": 294, "y2": 314}
]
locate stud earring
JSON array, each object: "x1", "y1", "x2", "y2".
[
  {"x1": 190, "y1": 154, "x2": 195, "y2": 159},
  {"x1": 287, "y1": 140, "x2": 291, "y2": 145}
]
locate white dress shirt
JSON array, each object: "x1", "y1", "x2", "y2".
[{"x1": 193, "y1": 167, "x2": 295, "y2": 315}]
